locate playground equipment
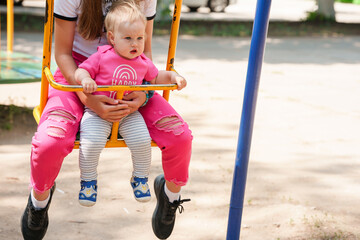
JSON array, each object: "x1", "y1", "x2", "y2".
[
  {"x1": 226, "y1": 0, "x2": 272, "y2": 239},
  {"x1": 0, "y1": 0, "x2": 44, "y2": 83},
  {"x1": 33, "y1": 0, "x2": 181, "y2": 149}
]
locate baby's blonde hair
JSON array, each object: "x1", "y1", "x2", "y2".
[{"x1": 104, "y1": 0, "x2": 147, "y2": 33}]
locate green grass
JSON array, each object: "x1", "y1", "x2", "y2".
[
  {"x1": 155, "y1": 20, "x2": 253, "y2": 36},
  {"x1": 0, "y1": 13, "x2": 44, "y2": 32},
  {"x1": 2, "y1": 13, "x2": 360, "y2": 37},
  {"x1": 155, "y1": 20, "x2": 360, "y2": 37},
  {"x1": 336, "y1": 0, "x2": 354, "y2": 3},
  {"x1": 0, "y1": 104, "x2": 33, "y2": 130},
  {"x1": 306, "y1": 11, "x2": 336, "y2": 23}
]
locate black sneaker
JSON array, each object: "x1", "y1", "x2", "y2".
[
  {"x1": 21, "y1": 183, "x2": 56, "y2": 240},
  {"x1": 152, "y1": 174, "x2": 190, "y2": 239}
]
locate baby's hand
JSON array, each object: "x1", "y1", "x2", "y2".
[
  {"x1": 172, "y1": 73, "x2": 187, "y2": 90},
  {"x1": 81, "y1": 77, "x2": 97, "y2": 93}
]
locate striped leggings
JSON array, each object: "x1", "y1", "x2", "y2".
[{"x1": 79, "y1": 108, "x2": 151, "y2": 181}]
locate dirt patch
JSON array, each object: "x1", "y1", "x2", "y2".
[{"x1": 0, "y1": 104, "x2": 37, "y2": 145}]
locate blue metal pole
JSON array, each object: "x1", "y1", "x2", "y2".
[{"x1": 226, "y1": 0, "x2": 272, "y2": 239}]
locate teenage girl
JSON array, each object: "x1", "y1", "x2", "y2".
[{"x1": 21, "y1": 0, "x2": 192, "y2": 240}]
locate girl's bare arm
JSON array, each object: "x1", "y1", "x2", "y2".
[{"x1": 144, "y1": 19, "x2": 154, "y2": 60}]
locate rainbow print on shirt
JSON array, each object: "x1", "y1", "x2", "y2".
[{"x1": 110, "y1": 64, "x2": 138, "y2": 99}]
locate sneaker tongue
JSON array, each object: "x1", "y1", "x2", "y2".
[
  {"x1": 165, "y1": 204, "x2": 178, "y2": 222},
  {"x1": 29, "y1": 207, "x2": 47, "y2": 229}
]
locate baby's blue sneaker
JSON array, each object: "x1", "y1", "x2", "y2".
[
  {"x1": 79, "y1": 180, "x2": 97, "y2": 207},
  {"x1": 130, "y1": 176, "x2": 151, "y2": 202}
]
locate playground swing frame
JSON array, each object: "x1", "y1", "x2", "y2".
[{"x1": 34, "y1": 0, "x2": 183, "y2": 149}]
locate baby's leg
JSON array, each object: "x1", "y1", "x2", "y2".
[
  {"x1": 79, "y1": 108, "x2": 112, "y2": 181},
  {"x1": 120, "y1": 111, "x2": 152, "y2": 202},
  {"x1": 119, "y1": 111, "x2": 152, "y2": 178},
  {"x1": 78, "y1": 108, "x2": 111, "y2": 206}
]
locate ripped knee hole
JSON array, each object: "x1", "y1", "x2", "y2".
[
  {"x1": 46, "y1": 110, "x2": 76, "y2": 138},
  {"x1": 155, "y1": 116, "x2": 184, "y2": 135}
]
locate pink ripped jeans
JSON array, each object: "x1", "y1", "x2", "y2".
[{"x1": 30, "y1": 52, "x2": 193, "y2": 193}]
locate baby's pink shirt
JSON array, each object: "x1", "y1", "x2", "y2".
[{"x1": 79, "y1": 45, "x2": 159, "y2": 98}]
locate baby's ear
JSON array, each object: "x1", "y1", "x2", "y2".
[{"x1": 107, "y1": 31, "x2": 115, "y2": 45}]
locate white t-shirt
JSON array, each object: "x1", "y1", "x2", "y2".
[{"x1": 54, "y1": 0, "x2": 156, "y2": 58}]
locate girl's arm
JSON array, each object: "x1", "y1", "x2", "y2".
[
  {"x1": 143, "y1": 19, "x2": 154, "y2": 60},
  {"x1": 54, "y1": 18, "x2": 78, "y2": 85},
  {"x1": 54, "y1": 18, "x2": 129, "y2": 122}
]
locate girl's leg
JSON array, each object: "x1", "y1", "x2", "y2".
[
  {"x1": 22, "y1": 53, "x2": 88, "y2": 239},
  {"x1": 31, "y1": 54, "x2": 86, "y2": 196},
  {"x1": 31, "y1": 87, "x2": 84, "y2": 194},
  {"x1": 23, "y1": 85, "x2": 84, "y2": 239},
  {"x1": 79, "y1": 108, "x2": 111, "y2": 181},
  {"x1": 139, "y1": 93, "x2": 193, "y2": 187},
  {"x1": 119, "y1": 111, "x2": 151, "y2": 178}
]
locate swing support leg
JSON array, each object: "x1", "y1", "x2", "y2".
[
  {"x1": 7, "y1": 0, "x2": 14, "y2": 53},
  {"x1": 226, "y1": 0, "x2": 272, "y2": 239}
]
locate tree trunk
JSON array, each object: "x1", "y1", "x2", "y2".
[{"x1": 316, "y1": 0, "x2": 336, "y2": 19}]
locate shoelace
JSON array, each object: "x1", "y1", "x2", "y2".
[{"x1": 166, "y1": 198, "x2": 191, "y2": 220}]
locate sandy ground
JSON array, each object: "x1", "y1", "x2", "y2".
[{"x1": 1, "y1": 33, "x2": 360, "y2": 239}]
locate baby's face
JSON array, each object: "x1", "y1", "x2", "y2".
[{"x1": 110, "y1": 19, "x2": 146, "y2": 60}]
